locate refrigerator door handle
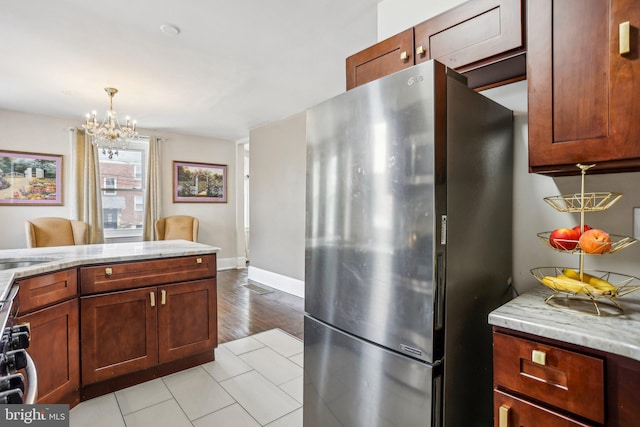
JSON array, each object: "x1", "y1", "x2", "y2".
[{"x1": 435, "y1": 252, "x2": 445, "y2": 330}]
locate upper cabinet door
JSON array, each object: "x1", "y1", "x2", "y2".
[
  {"x1": 346, "y1": 29, "x2": 414, "y2": 90},
  {"x1": 528, "y1": 0, "x2": 640, "y2": 175},
  {"x1": 414, "y1": 0, "x2": 524, "y2": 70}
]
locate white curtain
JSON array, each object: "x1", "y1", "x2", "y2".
[
  {"x1": 71, "y1": 129, "x2": 104, "y2": 243},
  {"x1": 143, "y1": 136, "x2": 162, "y2": 240}
]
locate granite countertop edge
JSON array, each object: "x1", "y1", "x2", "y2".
[
  {"x1": 489, "y1": 287, "x2": 640, "y2": 363},
  {"x1": 0, "y1": 240, "x2": 220, "y2": 301}
]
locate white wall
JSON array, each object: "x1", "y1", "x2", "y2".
[
  {"x1": 0, "y1": 110, "x2": 77, "y2": 249},
  {"x1": 154, "y1": 129, "x2": 240, "y2": 269},
  {"x1": 248, "y1": 112, "x2": 306, "y2": 297},
  {"x1": 377, "y1": 0, "x2": 467, "y2": 40},
  {"x1": 0, "y1": 109, "x2": 243, "y2": 269},
  {"x1": 379, "y1": 0, "x2": 640, "y2": 294}
]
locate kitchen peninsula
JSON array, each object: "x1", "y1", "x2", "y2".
[
  {"x1": 490, "y1": 289, "x2": 640, "y2": 426},
  {"x1": 0, "y1": 240, "x2": 219, "y2": 407}
]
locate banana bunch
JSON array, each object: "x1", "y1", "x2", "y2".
[{"x1": 541, "y1": 268, "x2": 617, "y2": 297}]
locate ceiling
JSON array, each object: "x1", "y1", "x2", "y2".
[{"x1": 0, "y1": 0, "x2": 381, "y2": 141}]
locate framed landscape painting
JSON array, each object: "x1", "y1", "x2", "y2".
[
  {"x1": 0, "y1": 150, "x2": 63, "y2": 205},
  {"x1": 173, "y1": 161, "x2": 227, "y2": 203}
]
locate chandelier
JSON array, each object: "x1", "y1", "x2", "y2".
[{"x1": 82, "y1": 87, "x2": 138, "y2": 159}]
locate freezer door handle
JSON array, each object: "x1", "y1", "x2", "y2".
[{"x1": 435, "y1": 252, "x2": 445, "y2": 330}]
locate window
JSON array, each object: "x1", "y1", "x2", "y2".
[
  {"x1": 103, "y1": 177, "x2": 117, "y2": 195},
  {"x1": 104, "y1": 209, "x2": 118, "y2": 229},
  {"x1": 99, "y1": 138, "x2": 148, "y2": 240}
]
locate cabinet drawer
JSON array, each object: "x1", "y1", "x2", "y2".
[
  {"x1": 493, "y1": 332, "x2": 604, "y2": 423},
  {"x1": 494, "y1": 389, "x2": 595, "y2": 427},
  {"x1": 80, "y1": 254, "x2": 216, "y2": 295},
  {"x1": 16, "y1": 269, "x2": 77, "y2": 314}
]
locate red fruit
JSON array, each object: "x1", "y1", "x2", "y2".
[
  {"x1": 579, "y1": 229, "x2": 612, "y2": 254},
  {"x1": 572, "y1": 224, "x2": 592, "y2": 235},
  {"x1": 549, "y1": 227, "x2": 580, "y2": 250}
]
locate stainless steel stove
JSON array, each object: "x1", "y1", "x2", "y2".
[{"x1": 0, "y1": 285, "x2": 37, "y2": 404}]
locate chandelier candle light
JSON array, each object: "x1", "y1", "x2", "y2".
[{"x1": 82, "y1": 87, "x2": 138, "y2": 159}]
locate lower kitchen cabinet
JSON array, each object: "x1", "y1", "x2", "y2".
[
  {"x1": 494, "y1": 327, "x2": 640, "y2": 426},
  {"x1": 158, "y1": 279, "x2": 217, "y2": 363},
  {"x1": 81, "y1": 278, "x2": 217, "y2": 385},
  {"x1": 80, "y1": 287, "x2": 157, "y2": 384},
  {"x1": 15, "y1": 269, "x2": 79, "y2": 406},
  {"x1": 17, "y1": 298, "x2": 80, "y2": 406},
  {"x1": 494, "y1": 389, "x2": 594, "y2": 427}
]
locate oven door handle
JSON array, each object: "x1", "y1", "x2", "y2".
[{"x1": 24, "y1": 351, "x2": 38, "y2": 404}]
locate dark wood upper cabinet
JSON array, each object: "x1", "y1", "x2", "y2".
[
  {"x1": 528, "y1": 0, "x2": 640, "y2": 175},
  {"x1": 346, "y1": 0, "x2": 526, "y2": 91},
  {"x1": 415, "y1": 0, "x2": 525, "y2": 88},
  {"x1": 346, "y1": 29, "x2": 414, "y2": 90}
]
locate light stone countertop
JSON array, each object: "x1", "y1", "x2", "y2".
[
  {"x1": 0, "y1": 240, "x2": 220, "y2": 301},
  {"x1": 489, "y1": 287, "x2": 640, "y2": 362}
]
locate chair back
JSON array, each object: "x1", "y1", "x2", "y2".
[
  {"x1": 155, "y1": 215, "x2": 199, "y2": 241},
  {"x1": 25, "y1": 217, "x2": 89, "y2": 248}
]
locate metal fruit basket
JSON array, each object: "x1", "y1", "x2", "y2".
[
  {"x1": 536, "y1": 231, "x2": 637, "y2": 254},
  {"x1": 544, "y1": 192, "x2": 622, "y2": 213},
  {"x1": 533, "y1": 164, "x2": 640, "y2": 315},
  {"x1": 531, "y1": 267, "x2": 640, "y2": 316}
]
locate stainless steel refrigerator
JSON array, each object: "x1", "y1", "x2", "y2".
[{"x1": 304, "y1": 60, "x2": 513, "y2": 427}]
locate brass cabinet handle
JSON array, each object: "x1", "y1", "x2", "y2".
[
  {"x1": 196, "y1": 257, "x2": 202, "y2": 264},
  {"x1": 499, "y1": 405, "x2": 510, "y2": 427},
  {"x1": 150, "y1": 291, "x2": 155, "y2": 307},
  {"x1": 161, "y1": 289, "x2": 166, "y2": 305},
  {"x1": 400, "y1": 51, "x2": 409, "y2": 61},
  {"x1": 620, "y1": 21, "x2": 630, "y2": 54},
  {"x1": 416, "y1": 45, "x2": 425, "y2": 56},
  {"x1": 532, "y1": 349, "x2": 547, "y2": 365},
  {"x1": 105, "y1": 267, "x2": 113, "y2": 277}
]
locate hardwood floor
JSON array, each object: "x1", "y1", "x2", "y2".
[{"x1": 217, "y1": 268, "x2": 305, "y2": 343}]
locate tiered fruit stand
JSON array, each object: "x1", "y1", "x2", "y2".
[{"x1": 530, "y1": 164, "x2": 640, "y2": 316}]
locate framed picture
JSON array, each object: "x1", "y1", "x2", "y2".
[
  {"x1": 0, "y1": 150, "x2": 63, "y2": 205},
  {"x1": 173, "y1": 161, "x2": 227, "y2": 203}
]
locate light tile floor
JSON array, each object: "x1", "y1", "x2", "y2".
[{"x1": 70, "y1": 329, "x2": 304, "y2": 427}]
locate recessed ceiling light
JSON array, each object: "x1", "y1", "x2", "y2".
[{"x1": 160, "y1": 23, "x2": 180, "y2": 36}]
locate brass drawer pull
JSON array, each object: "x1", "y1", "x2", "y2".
[
  {"x1": 161, "y1": 290, "x2": 167, "y2": 305},
  {"x1": 416, "y1": 45, "x2": 425, "y2": 56},
  {"x1": 150, "y1": 292, "x2": 155, "y2": 307},
  {"x1": 105, "y1": 267, "x2": 113, "y2": 277},
  {"x1": 400, "y1": 51, "x2": 409, "y2": 61},
  {"x1": 196, "y1": 257, "x2": 202, "y2": 264},
  {"x1": 620, "y1": 21, "x2": 630, "y2": 55},
  {"x1": 499, "y1": 404, "x2": 510, "y2": 427},
  {"x1": 532, "y1": 349, "x2": 547, "y2": 365}
]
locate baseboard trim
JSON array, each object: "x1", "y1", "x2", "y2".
[
  {"x1": 217, "y1": 257, "x2": 247, "y2": 271},
  {"x1": 248, "y1": 266, "x2": 305, "y2": 298}
]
